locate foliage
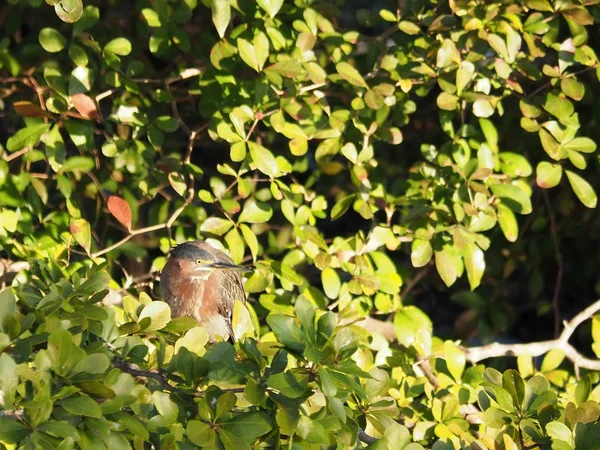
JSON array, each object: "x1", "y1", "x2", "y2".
[{"x1": 1, "y1": 0, "x2": 600, "y2": 448}]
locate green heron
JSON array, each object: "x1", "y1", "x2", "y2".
[{"x1": 160, "y1": 240, "x2": 251, "y2": 342}]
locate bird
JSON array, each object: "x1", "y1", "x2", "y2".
[{"x1": 160, "y1": 240, "x2": 251, "y2": 342}]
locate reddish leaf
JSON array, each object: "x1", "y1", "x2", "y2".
[
  {"x1": 13, "y1": 101, "x2": 52, "y2": 119},
  {"x1": 71, "y1": 93, "x2": 100, "y2": 120},
  {"x1": 107, "y1": 195, "x2": 132, "y2": 230}
]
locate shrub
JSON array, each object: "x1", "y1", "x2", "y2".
[{"x1": 1, "y1": 0, "x2": 600, "y2": 448}]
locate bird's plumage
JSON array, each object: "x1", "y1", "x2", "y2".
[{"x1": 160, "y1": 241, "x2": 247, "y2": 342}]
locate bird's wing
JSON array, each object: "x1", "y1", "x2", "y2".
[{"x1": 218, "y1": 270, "x2": 246, "y2": 340}]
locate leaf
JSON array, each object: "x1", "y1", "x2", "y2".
[
  {"x1": 70, "y1": 218, "x2": 92, "y2": 253},
  {"x1": 107, "y1": 195, "x2": 132, "y2": 230},
  {"x1": 13, "y1": 101, "x2": 52, "y2": 119},
  {"x1": 564, "y1": 137, "x2": 596, "y2": 154},
  {"x1": 566, "y1": 170, "x2": 597, "y2": 208},
  {"x1": 75, "y1": 271, "x2": 111, "y2": 297},
  {"x1": 60, "y1": 395, "x2": 102, "y2": 418},
  {"x1": 248, "y1": 141, "x2": 278, "y2": 178},
  {"x1": 238, "y1": 198, "x2": 273, "y2": 223},
  {"x1": 188, "y1": 420, "x2": 217, "y2": 447},
  {"x1": 71, "y1": 93, "x2": 100, "y2": 120},
  {"x1": 103, "y1": 37, "x2": 132, "y2": 56},
  {"x1": 536, "y1": 162, "x2": 562, "y2": 188},
  {"x1": 72, "y1": 353, "x2": 110, "y2": 375},
  {"x1": 138, "y1": 301, "x2": 171, "y2": 331},
  {"x1": 0, "y1": 417, "x2": 29, "y2": 443},
  {"x1": 240, "y1": 224, "x2": 258, "y2": 261},
  {"x1": 39, "y1": 27, "x2": 67, "y2": 53},
  {"x1": 221, "y1": 411, "x2": 273, "y2": 443},
  {"x1": 394, "y1": 306, "x2": 432, "y2": 355},
  {"x1": 54, "y1": 0, "x2": 83, "y2": 23},
  {"x1": 321, "y1": 267, "x2": 340, "y2": 299},
  {"x1": 411, "y1": 239, "x2": 432, "y2": 268},
  {"x1": 444, "y1": 340, "x2": 465, "y2": 381},
  {"x1": 456, "y1": 61, "x2": 474, "y2": 95},
  {"x1": 169, "y1": 172, "x2": 187, "y2": 197},
  {"x1": 201, "y1": 217, "x2": 234, "y2": 235},
  {"x1": 490, "y1": 183, "x2": 532, "y2": 214},
  {"x1": 464, "y1": 243, "x2": 485, "y2": 291},
  {"x1": 335, "y1": 62, "x2": 368, "y2": 88},
  {"x1": 267, "y1": 372, "x2": 309, "y2": 398},
  {"x1": 6, "y1": 123, "x2": 51, "y2": 152},
  {"x1": 212, "y1": 0, "x2": 231, "y2": 39},
  {"x1": 497, "y1": 203, "x2": 518, "y2": 242},
  {"x1": 60, "y1": 156, "x2": 95, "y2": 173},
  {"x1": 561, "y1": 78, "x2": 585, "y2": 101},
  {"x1": 435, "y1": 246, "x2": 458, "y2": 287},
  {"x1": 257, "y1": 0, "x2": 284, "y2": 18},
  {"x1": 237, "y1": 38, "x2": 258, "y2": 71},
  {"x1": 331, "y1": 194, "x2": 354, "y2": 220}
]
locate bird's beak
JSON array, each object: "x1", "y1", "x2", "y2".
[{"x1": 206, "y1": 262, "x2": 253, "y2": 272}]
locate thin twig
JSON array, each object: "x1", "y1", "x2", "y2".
[
  {"x1": 91, "y1": 186, "x2": 195, "y2": 258},
  {"x1": 543, "y1": 191, "x2": 563, "y2": 338},
  {"x1": 112, "y1": 358, "x2": 177, "y2": 393}
]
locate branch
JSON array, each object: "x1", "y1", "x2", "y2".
[
  {"x1": 92, "y1": 185, "x2": 194, "y2": 258},
  {"x1": 112, "y1": 359, "x2": 178, "y2": 393},
  {"x1": 358, "y1": 429, "x2": 378, "y2": 444},
  {"x1": 465, "y1": 298, "x2": 600, "y2": 371}
]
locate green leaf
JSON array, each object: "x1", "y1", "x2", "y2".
[
  {"x1": 238, "y1": 198, "x2": 273, "y2": 223},
  {"x1": 201, "y1": 217, "x2": 234, "y2": 235},
  {"x1": 564, "y1": 137, "x2": 596, "y2": 154},
  {"x1": 257, "y1": 0, "x2": 284, "y2": 18},
  {"x1": 561, "y1": 78, "x2": 585, "y2": 101},
  {"x1": 536, "y1": 162, "x2": 562, "y2": 188},
  {"x1": 104, "y1": 37, "x2": 132, "y2": 55},
  {"x1": 237, "y1": 38, "x2": 257, "y2": 71},
  {"x1": 490, "y1": 183, "x2": 532, "y2": 214},
  {"x1": 566, "y1": 170, "x2": 597, "y2": 208},
  {"x1": 248, "y1": 141, "x2": 277, "y2": 178},
  {"x1": 267, "y1": 372, "x2": 309, "y2": 398},
  {"x1": 219, "y1": 429, "x2": 251, "y2": 450},
  {"x1": 187, "y1": 420, "x2": 217, "y2": 446},
  {"x1": 444, "y1": 340, "x2": 465, "y2": 381},
  {"x1": 212, "y1": 0, "x2": 231, "y2": 39},
  {"x1": 240, "y1": 224, "x2": 258, "y2": 261},
  {"x1": 497, "y1": 203, "x2": 518, "y2": 242},
  {"x1": 72, "y1": 353, "x2": 110, "y2": 375},
  {"x1": 221, "y1": 411, "x2": 273, "y2": 443},
  {"x1": 543, "y1": 93, "x2": 574, "y2": 120},
  {"x1": 0, "y1": 418, "x2": 28, "y2": 443},
  {"x1": 456, "y1": 61, "x2": 474, "y2": 96},
  {"x1": 39, "y1": 28, "x2": 67, "y2": 53},
  {"x1": 60, "y1": 156, "x2": 95, "y2": 173},
  {"x1": 394, "y1": 306, "x2": 432, "y2": 353},
  {"x1": 331, "y1": 194, "x2": 354, "y2": 220},
  {"x1": 6, "y1": 123, "x2": 51, "y2": 152},
  {"x1": 138, "y1": 301, "x2": 171, "y2": 331},
  {"x1": 435, "y1": 245, "x2": 458, "y2": 287},
  {"x1": 541, "y1": 348, "x2": 565, "y2": 372},
  {"x1": 463, "y1": 243, "x2": 485, "y2": 291},
  {"x1": 321, "y1": 267, "x2": 340, "y2": 300},
  {"x1": 153, "y1": 116, "x2": 179, "y2": 133},
  {"x1": 69, "y1": 218, "x2": 92, "y2": 253},
  {"x1": 60, "y1": 395, "x2": 102, "y2": 418},
  {"x1": 411, "y1": 239, "x2": 432, "y2": 268},
  {"x1": 335, "y1": 62, "x2": 368, "y2": 88}
]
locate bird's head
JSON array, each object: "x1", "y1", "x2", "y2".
[{"x1": 168, "y1": 241, "x2": 251, "y2": 280}]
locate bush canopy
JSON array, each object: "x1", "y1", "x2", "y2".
[{"x1": 1, "y1": 0, "x2": 600, "y2": 449}]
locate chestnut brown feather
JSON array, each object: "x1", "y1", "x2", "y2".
[{"x1": 160, "y1": 241, "x2": 248, "y2": 342}]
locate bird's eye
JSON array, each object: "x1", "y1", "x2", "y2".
[{"x1": 196, "y1": 258, "x2": 212, "y2": 265}]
